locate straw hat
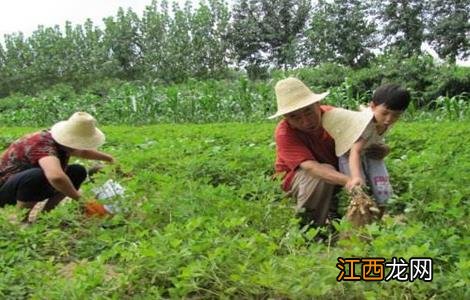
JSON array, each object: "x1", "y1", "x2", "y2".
[
  {"x1": 322, "y1": 108, "x2": 373, "y2": 156},
  {"x1": 269, "y1": 77, "x2": 329, "y2": 119},
  {"x1": 51, "y1": 112, "x2": 105, "y2": 150}
]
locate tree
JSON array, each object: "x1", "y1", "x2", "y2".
[
  {"x1": 140, "y1": 0, "x2": 172, "y2": 80},
  {"x1": 1, "y1": 32, "x2": 35, "y2": 94},
  {"x1": 103, "y1": 8, "x2": 142, "y2": 79},
  {"x1": 62, "y1": 20, "x2": 108, "y2": 86},
  {"x1": 165, "y1": 1, "x2": 193, "y2": 81},
  {"x1": 0, "y1": 43, "x2": 8, "y2": 97},
  {"x1": 189, "y1": 0, "x2": 230, "y2": 78},
  {"x1": 426, "y1": 0, "x2": 470, "y2": 63},
  {"x1": 305, "y1": 0, "x2": 378, "y2": 68},
  {"x1": 229, "y1": 0, "x2": 311, "y2": 76},
  {"x1": 376, "y1": 0, "x2": 426, "y2": 57}
]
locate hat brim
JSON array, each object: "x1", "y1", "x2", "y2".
[
  {"x1": 322, "y1": 108, "x2": 374, "y2": 156},
  {"x1": 50, "y1": 121, "x2": 105, "y2": 150},
  {"x1": 268, "y1": 91, "x2": 329, "y2": 119},
  {"x1": 335, "y1": 115, "x2": 372, "y2": 156}
]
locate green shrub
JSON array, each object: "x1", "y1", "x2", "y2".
[{"x1": 425, "y1": 65, "x2": 470, "y2": 101}]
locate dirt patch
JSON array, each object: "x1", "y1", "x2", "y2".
[{"x1": 59, "y1": 261, "x2": 119, "y2": 281}]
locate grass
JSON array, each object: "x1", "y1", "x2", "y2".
[{"x1": 0, "y1": 121, "x2": 469, "y2": 299}]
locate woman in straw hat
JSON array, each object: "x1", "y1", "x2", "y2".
[
  {"x1": 271, "y1": 77, "x2": 353, "y2": 226},
  {"x1": 0, "y1": 112, "x2": 114, "y2": 218},
  {"x1": 322, "y1": 83, "x2": 411, "y2": 208}
]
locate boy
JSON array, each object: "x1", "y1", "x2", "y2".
[{"x1": 322, "y1": 84, "x2": 411, "y2": 211}]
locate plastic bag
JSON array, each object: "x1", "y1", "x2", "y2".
[{"x1": 91, "y1": 179, "x2": 125, "y2": 214}]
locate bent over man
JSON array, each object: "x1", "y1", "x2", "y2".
[{"x1": 270, "y1": 78, "x2": 354, "y2": 226}]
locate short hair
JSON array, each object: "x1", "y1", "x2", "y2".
[{"x1": 372, "y1": 84, "x2": 411, "y2": 111}]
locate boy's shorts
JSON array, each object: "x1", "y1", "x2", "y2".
[{"x1": 338, "y1": 154, "x2": 392, "y2": 205}]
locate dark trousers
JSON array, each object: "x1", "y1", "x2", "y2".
[{"x1": 0, "y1": 164, "x2": 87, "y2": 207}]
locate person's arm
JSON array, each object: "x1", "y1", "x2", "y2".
[
  {"x1": 346, "y1": 138, "x2": 366, "y2": 191},
  {"x1": 69, "y1": 149, "x2": 115, "y2": 163},
  {"x1": 276, "y1": 121, "x2": 349, "y2": 186},
  {"x1": 299, "y1": 160, "x2": 350, "y2": 186},
  {"x1": 38, "y1": 156, "x2": 81, "y2": 200}
]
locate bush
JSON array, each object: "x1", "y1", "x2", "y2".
[
  {"x1": 287, "y1": 63, "x2": 350, "y2": 92},
  {"x1": 425, "y1": 65, "x2": 470, "y2": 101}
]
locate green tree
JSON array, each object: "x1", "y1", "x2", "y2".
[
  {"x1": 229, "y1": 0, "x2": 310, "y2": 77},
  {"x1": 103, "y1": 8, "x2": 142, "y2": 79},
  {"x1": 140, "y1": 0, "x2": 172, "y2": 80},
  {"x1": 62, "y1": 20, "x2": 109, "y2": 87},
  {"x1": 189, "y1": 0, "x2": 230, "y2": 78},
  {"x1": 27, "y1": 25, "x2": 71, "y2": 87},
  {"x1": 0, "y1": 43, "x2": 8, "y2": 97},
  {"x1": 1, "y1": 32, "x2": 35, "y2": 94},
  {"x1": 305, "y1": 0, "x2": 377, "y2": 68},
  {"x1": 426, "y1": 0, "x2": 470, "y2": 63},
  {"x1": 376, "y1": 0, "x2": 426, "y2": 57},
  {"x1": 165, "y1": 1, "x2": 193, "y2": 81}
]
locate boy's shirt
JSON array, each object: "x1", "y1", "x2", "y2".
[
  {"x1": 360, "y1": 121, "x2": 387, "y2": 149},
  {"x1": 360, "y1": 107, "x2": 389, "y2": 150}
]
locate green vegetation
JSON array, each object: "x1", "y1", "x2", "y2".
[
  {"x1": 0, "y1": 75, "x2": 469, "y2": 127},
  {"x1": 0, "y1": 121, "x2": 468, "y2": 299}
]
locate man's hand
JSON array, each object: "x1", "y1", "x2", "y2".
[
  {"x1": 345, "y1": 176, "x2": 365, "y2": 192},
  {"x1": 364, "y1": 144, "x2": 390, "y2": 160},
  {"x1": 106, "y1": 155, "x2": 116, "y2": 164}
]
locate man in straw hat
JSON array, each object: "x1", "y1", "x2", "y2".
[
  {"x1": 322, "y1": 84, "x2": 411, "y2": 209},
  {"x1": 0, "y1": 112, "x2": 114, "y2": 218},
  {"x1": 271, "y1": 77, "x2": 354, "y2": 226}
]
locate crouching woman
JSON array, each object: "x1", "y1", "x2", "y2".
[{"x1": 0, "y1": 112, "x2": 114, "y2": 216}]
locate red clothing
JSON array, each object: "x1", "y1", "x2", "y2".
[
  {"x1": 275, "y1": 105, "x2": 338, "y2": 191},
  {"x1": 0, "y1": 131, "x2": 70, "y2": 186}
]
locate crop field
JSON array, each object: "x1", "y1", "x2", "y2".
[{"x1": 0, "y1": 121, "x2": 468, "y2": 299}]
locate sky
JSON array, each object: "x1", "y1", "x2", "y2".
[
  {"x1": 0, "y1": 0, "x2": 468, "y2": 66},
  {"x1": 0, "y1": 0, "x2": 161, "y2": 40}
]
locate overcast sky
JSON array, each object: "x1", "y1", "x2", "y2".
[
  {"x1": 1, "y1": 0, "x2": 468, "y2": 66},
  {"x1": 0, "y1": 0, "x2": 161, "y2": 39}
]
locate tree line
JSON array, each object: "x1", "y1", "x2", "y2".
[{"x1": 0, "y1": 0, "x2": 469, "y2": 97}]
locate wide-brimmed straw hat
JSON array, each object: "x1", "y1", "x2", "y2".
[
  {"x1": 269, "y1": 77, "x2": 329, "y2": 119},
  {"x1": 322, "y1": 108, "x2": 374, "y2": 156},
  {"x1": 51, "y1": 112, "x2": 105, "y2": 150}
]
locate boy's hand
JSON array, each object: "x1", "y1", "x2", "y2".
[
  {"x1": 345, "y1": 176, "x2": 365, "y2": 191},
  {"x1": 365, "y1": 144, "x2": 390, "y2": 160},
  {"x1": 105, "y1": 155, "x2": 115, "y2": 164}
]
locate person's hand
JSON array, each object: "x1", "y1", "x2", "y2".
[
  {"x1": 88, "y1": 162, "x2": 105, "y2": 177},
  {"x1": 345, "y1": 176, "x2": 365, "y2": 192},
  {"x1": 72, "y1": 190, "x2": 82, "y2": 201},
  {"x1": 364, "y1": 144, "x2": 390, "y2": 160},
  {"x1": 105, "y1": 155, "x2": 116, "y2": 164}
]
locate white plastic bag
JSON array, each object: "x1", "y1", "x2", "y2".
[
  {"x1": 92, "y1": 179, "x2": 125, "y2": 214},
  {"x1": 92, "y1": 179, "x2": 125, "y2": 200}
]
